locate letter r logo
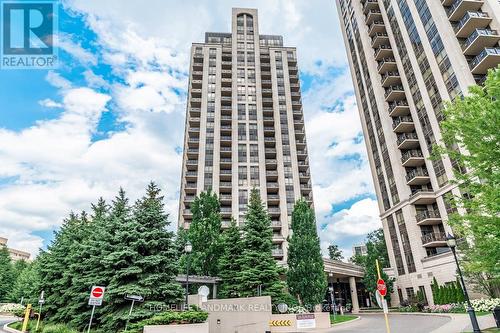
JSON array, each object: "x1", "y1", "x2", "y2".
[{"x1": 2, "y1": 2, "x2": 54, "y2": 55}]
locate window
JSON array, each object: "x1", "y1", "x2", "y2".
[
  {"x1": 239, "y1": 189, "x2": 248, "y2": 210},
  {"x1": 250, "y1": 144, "x2": 258, "y2": 162},
  {"x1": 238, "y1": 166, "x2": 247, "y2": 186},
  {"x1": 238, "y1": 144, "x2": 247, "y2": 162},
  {"x1": 250, "y1": 166, "x2": 259, "y2": 186},
  {"x1": 238, "y1": 123, "x2": 246, "y2": 140},
  {"x1": 248, "y1": 105, "x2": 257, "y2": 120},
  {"x1": 249, "y1": 124, "x2": 258, "y2": 141}
]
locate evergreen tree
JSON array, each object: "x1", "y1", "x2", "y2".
[
  {"x1": 184, "y1": 190, "x2": 223, "y2": 277},
  {"x1": 0, "y1": 246, "x2": 14, "y2": 302},
  {"x1": 287, "y1": 199, "x2": 327, "y2": 306},
  {"x1": 237, "y1": 189, "x2": 286, "y2": 300},
  {"x1": 8, "y1": 261, "x2": 41, "y2": 304},
  {"x1": 218, "y1": 220, "x2": 243, "y2": 298},
  {"x1": 38, "y1": 212, "x2": 85, "y2": 320},
  {"x1": 100, "y1": 182, "x2": 183, "y2": 331},
  {"x1": 327, "y1": 244, "x2": 344, "y2": 261}
]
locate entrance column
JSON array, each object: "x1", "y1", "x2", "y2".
[{"x1": 349, "y1": 276, "x2": 360, "y2": 313}]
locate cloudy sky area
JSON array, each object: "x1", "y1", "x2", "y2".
[{"x1": 0, "y1": 0, "x2": 381, "y2": 260}]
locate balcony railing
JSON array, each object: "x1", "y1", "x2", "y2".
[
  {"x1": 384, "y1": 85, "x2": 404, "y2": 98},
  {"x1": 406, "y1": 167, "x2": 429, "y2": 182},
  {"x1": 416, "y1": 210, "x2": 441, "y2": 222},
  {"x1": 397, "y1": 132, "x2": 418, "y2": 145},
  {"x1": 421, "y1": 232, "x2": 447, "y2": 245},
  {"x1": 392, "y1": 116, "x2": 413, "y2": 129},
  {"x1": 455, "y1": 11, "x2": 490, "y2": 32},
  {"x1": 463, "y1": 29, "x2": 498, "y2": 49},
  {"x1": 401, "y1": 149, "x2": 423, "y2": 162},
  {"x1": 469, "y1": 47, "x2": 500, "y2": 70},
  {"x1": 377, "y1": 57, "x2": 396, "y2": 71}
]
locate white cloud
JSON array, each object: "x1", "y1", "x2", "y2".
[
  {"x1": 57, "y1": 33, "x2": 98, "y2": 66},
  {"x1": 1, "y1": 1, "x2": 380, "y2": 258},
  {"x1": 39, "y1": 99, "x2": 63, "y2": 109},
  {"x1": 319, "y1": 198, "x2": 382, "y2": 259}
]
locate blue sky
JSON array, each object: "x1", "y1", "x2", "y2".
[{"x1": 0, "y1": 0, "x2": 381, "y2": 259}]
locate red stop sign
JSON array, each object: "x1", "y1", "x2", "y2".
[
  {"x1": 92, "y1": 287, "x2": 104, "y2": 298},
  {"x1": 377, "y1": 279, "x2": 387, "y2": 297}
]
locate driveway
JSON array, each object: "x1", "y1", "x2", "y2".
[
  {"x1": 328, "y1": 313, "x2": 451, "y2": 333},
  {"x1": 0, "y1": 316, "x2": 18, "y2": 333}
]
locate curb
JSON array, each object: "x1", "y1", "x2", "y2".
[
  {"x1": 3, "y1": 321, "x2": 22, "y2": 333},
  {"x1": 358, "y1": 312, "x2": 452, "y2": 319},
  {"x1": 332, "y1": 315, "x2": 361, "y2": 327}
]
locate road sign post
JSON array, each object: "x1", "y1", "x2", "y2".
[
  {"x1": 87, "y1": 286, "x2": 105, "y2": 333},
  {"x1": 124, "y1": 295, "x2": 144, "y2": 332},
  {"x1": 36, "y1": 291, "x2": 45, "y2": 331},
  {"x1": 376, "y1": 259, "x2": 391, "y2": 333}
]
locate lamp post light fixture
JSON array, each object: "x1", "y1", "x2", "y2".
[
  {"x1": 184, "y1": 241, "x2": 192, "y2": 310},
  {"x1": 446, "y1": 233, "x2": 481, "y2": 333}
]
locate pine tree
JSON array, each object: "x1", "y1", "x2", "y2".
[
  {"x1": 287, "y1": 199, "x2": 327, "y2": 306},
  {"x1": 0, "y1": 246, "x2": 14, "y2": 302},
  {"x1": 8, "y1": 261, "x2": 41, "y2": 304},
  {"x1": 218, "y1": 220, "x2": 243, "y2": 298},
  {"x1": 237, "y1": 189, "x2": 286, "y2": 300},
  {"x1": 38, "y1": 212, "x2": 85, "y2": 321},
  {"x1": 99, "y1": 182, "x2": 183, "y2": 331},
  {"x1": 456, "y1": 277, "x2": 466, "y2": 303},
  {"x1": 184, "y1": 190, "x2": 223, "y2": 277}
]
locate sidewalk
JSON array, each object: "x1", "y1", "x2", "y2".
[{"x1": 429, "y1": 313, "x2": 495, "y2": 333}]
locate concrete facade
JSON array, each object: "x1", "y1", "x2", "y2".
[
  {"x1": 179, "y1": 8, "x2": 313, "y2": 264},
  {"x1": 335, "y1": 0, "x2": 500, "y2": 305},
  {"x1": 0, "y1": 237, "x2": 30, "y2": 261}
]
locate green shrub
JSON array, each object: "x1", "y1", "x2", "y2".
[
  {"x1": 42, "y1": 324, "x2": 79, "y2": 333},
  {"x1": 128, "y1": 310, "x2": 208, "y2": 332}
]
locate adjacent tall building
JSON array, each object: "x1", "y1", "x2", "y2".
[
  {"x1": 178, "y1": 8, "x2": 313, "y2": 263},
  {"x1": 336, "y1": 0, "x2": 499, "y2": 304}
]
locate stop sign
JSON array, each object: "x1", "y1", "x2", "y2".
[
  {"x1": 91, "y1": 287, "x2": 104, "y2": 298},
  {"x1": 377, "y1": 279, "x2": 387, "y2": 297}
]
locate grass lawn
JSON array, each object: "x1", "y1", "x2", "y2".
[
  {"x1": 465, "y1": 329, "x2": 499, "y2": 333},
  {"x1": 330, "y1": 314, "x2": 358, "y2": 324}
]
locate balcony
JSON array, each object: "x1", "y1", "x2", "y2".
[
  {"x1": 221, "y1": 96, "x2": 232, "y2": 104},
  {"x1": 401, "y1": 149, "x2": 425, "y2": 167},
  {"x1": 188, "y1": 117, "x2": 200, "y2": 126},
  {"x1": 289, "y1": 66, "x2": 299, "y2": 74},
  {"x1": 220, "y1": 194, "x2": 232, "y2": 202},
  {"x1": 269, "y1": 207, "x2": 281, "y2": 216},
  {"x1": 416, "y1": 210, "x2": 442, "y2": 226},
  {"x1": 261, "y1": 79, "x2": 272, "y2": 87},
  {"x1": 289, "y1": 74, "x2": 299, "y2": 83},
  {"x1": 363, "y1": 0, "x2": 379, "y2": 13},
  {"x1": 268, "y1": 183, "x2": 279, "y2": 192},
  {"x1": 220, "y1": 169, "x2": 232, "y2": 179},
  {"x1": 397, "y1": 132, "x2": 419, "y2": 149},
  {"x1": 220, "y1": 158, "x2": 232, "y2": 165},
  {"x1": 447, "y1": 0, "x2": 484, "y2": 21},
  {"x1": 190, "y1": 98, "x2": 202, "y2": 107},
  {"x1": 184, "y1": 195, "x2": 195, "y2": 202},
  {"x1": 220, "y1": 207, "x2": 232, "y2": 216},
  {"x1": 185, "y1": 171, "x2": 197, "y2": 180},
  {"x1": 421, "y1": 232, "x2": 447, "y2": 247},
  {"x1": 384, "y1": 85, "x2": 405, "y2": 102},
  {"x1": 183, "y1": 209, "x2": 193, "y2": 217},
  {"x1": 221, "y1": 69, "x2": 232, "y2": 78},
  {"x1": 266, "y1": 159, "x2": 278, "y2": 167},
  {"x1": 266, "y1": 170, "x2": 278, "y2": 180},
  {"x1": 220, "y1": 181, "x2": 232, "y2": 189},
  {"x1": 262, "y1": 98, "x2": 274, "y2": 106},
  {"x1": 388, "y1": 100, "x2": 410, "y2": 116},
  {"x1": 185, "y1": 182, "x2": 197, "y2": 191},
  {"x1": 365, "y1": 9, "x2": 382, "y2": 24},
  {"x1": 409, "y1": 189, "x2": 436, "y2": 204},
  {"x1": 371, "y1": 32, "x2": 390, "y2": 48},
  {"x1": 469, "y1": 47, "x2": 500, "y2": 74},
  {"x1": 192, "y1": 71, "x2": 203, "y2": 79},
  {"x1": 406, "y1": 167, "x2": 430, "y2": 185},
  {"x1": 272, "y1": 249, "x2": 284, "y2": 257},
  {"x1": 264, "y1": 126, "x2": 275, "y2": 133},
  {"x1": 268, "y1": 194, "x2": 280, "y2": 203},
  {"x1": 462, "y1": 29, "x2": 500, "y2": 55},
  {"x1": 186, "y1": 148, "x2": 199, "y2": 156},
  {"x1": 191, "y1": 79, "x2": 202, "y2": 88},
  {"x1": 392, "y1": 116, "x2": 414, "y2": 133},
  {"x1": 221, "y1": 221, "x2": 231, "y2": 229},
  {"x1": 271, "y1": 221, "x2": 282, "y2": 229},
  {"x1": 378, "y1": 58, "x2": 397, "y2": 74},
  {"x1": 369, "y1": 20, "x2": 386, "y2": 36},
  {"x1": 381, "y1": 71, "x2": 400, "y2": 87},
  {"x1": 455, "y1": 11, "x2": 492, "y2": 38},
  {"x1": 290, "y1": 83, "x2": 300, "y2": 91},
  {"x1": 374, "y1": 45, "x2": 393, "y2": 60},
  {"x1": 221, "y1": 87, "x2": 232, "y2": 96},
  {"x1": 264, "y1": 137, "x2": 276, "y2": 147},
  {"x1": 262, "y1": 88, "x2": 273, "y2": 96},
  {"x1": 272, "y1": 234, "x2": 286, "y2": 243},
  {"x1": 265, "y1": 148, "x2": 277, "y2": 157}
]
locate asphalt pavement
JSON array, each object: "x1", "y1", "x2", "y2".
[
  {"x1": 329, "y1": 313, "x2": 451, "y2": 333},
  {"x1": 0, "y1": 316, "x2": 18, "y2": 333}
]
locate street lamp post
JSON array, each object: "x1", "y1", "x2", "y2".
[
  {"x1": 329, "y1": 272, "x2": 336, "y2": 322},
  {"x1": 446, "y1": 234, "x2": 481, "y2": 333},
  {"x1": 184, "y1": 241, "x2": 192, "y2": 311}
]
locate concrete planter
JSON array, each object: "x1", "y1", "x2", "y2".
[{"x1": 143, "y1": 322, "x2": 209, "y2": 333}]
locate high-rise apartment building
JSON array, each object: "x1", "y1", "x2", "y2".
[
  {"x1": 178, "y1": 8, "x2": 313, "y2": 263},
  {"x1": 335, "y1": 0, "x2": 499, "y2": 304}
]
